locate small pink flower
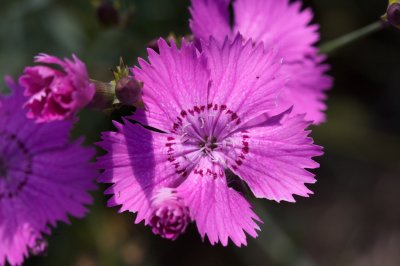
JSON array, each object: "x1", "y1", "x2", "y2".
[
  {"x1": 149, "y1": 188, "x2": 190, "y2": 240},
  {"x1": 19, "y1": 54, "x2": 95, "y2": 122}
]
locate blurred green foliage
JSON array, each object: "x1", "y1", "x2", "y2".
[{"x1": 1, "y1": 0, "x2": 400, "y2": 265}]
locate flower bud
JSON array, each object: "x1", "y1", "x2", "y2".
[
  {"x1": 115, "y1": 76, "x2": 143, "y2": 107},
  {"x1": 387, "y1": 3, "x2": 400, "y2": 26},
  {"x1": 149, "y1": 188, "x2": 190, "y2": 241},
  {"x1": 97, "y1": 1, "x2": 119, "y2": 27}
]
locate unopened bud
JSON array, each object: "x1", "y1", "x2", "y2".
[
  {"x1": 149, "y1": 188, "x2": 190, "y2": 241},
  {"x1": 387, "y1": 3, "x2": 400, "y2": 26},
  {"x1": 112, "y1": 57, "x2": 129, "y2": 82},
  {"x1": 97, "y1": 1, "x2": 119, "y2": 27},
  {"x1": 115, "y1": 76, "x2": 143, "y2": 106}
]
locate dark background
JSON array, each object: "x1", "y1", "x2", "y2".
[{"x1": 1, "y1": 0, "x2": 400, "y2": 265}]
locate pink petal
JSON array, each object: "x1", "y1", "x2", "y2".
[
  {"x1": 190, "y1": 0, "x2": 232, "y2": 44},
  {"x1": 96, "y1": 119, "x2": 183, "y2": 224},
  {"x1": 177, "y1": 159, "x2": 261, "y2": 247},
  {"x1": 19, "y1": 66, "x2": 59, "y2": 96},
  {"x1": 0, "y1": 82, "x2": 72, "y2": 152},
  {"x1": 223, "y1": 109, "x2": 323, "y2": 203},
  {"x1": 276, "y1": 56, "x2": 333, "y2": 124},
  {"x1": 232, "y1": 0, "x2": 332, "y2": 123},
  {"x1": 190, "y1": 0, "x2": 333, "y2": 125},
  {"x1": 0, "y1": 207, "x2": 37, "y2": 266},
  {"x1": 132, "y1": 39, "x2": 210, "y2": 132},
  {"x1": 204, "y1": 36, "x2": 286, "y2": 128},
  {"x1": 63, "y1": 54, "x2": 95, "y2": 109},
  {"x1": 233, "y1": 0, "x2": 318, "y2": 60},
  {"x1": 34, "y1": 53, "x2": 66, "y2": 67}
]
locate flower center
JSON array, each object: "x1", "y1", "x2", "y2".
[
  {"x1": 164, "y1": 103, "x2": 250, "y2": 178},
  {"x1": 0, "y1": 131, "x2": 32, "y2": 200},
  {"x1": 199, "y1": 136, "x2": 218, "y2": 154}
]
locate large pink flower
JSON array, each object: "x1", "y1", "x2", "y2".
[
  {"x1": 190, "y1": 0, "x2": 333, "y2": 124},
  {"x1": 97, "y1": 37, "x2": 322, "y2": 246},
  {"x1": 19, "y1": 54, "x2": 95, "y2": 122}
]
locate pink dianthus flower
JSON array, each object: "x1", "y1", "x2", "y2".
[{"x1": 97, "y1": 37, "x2": 322, "y2": 246}]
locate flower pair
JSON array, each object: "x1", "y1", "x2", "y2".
[{"x1": 0, "y1": 0, "x2": 332, "y2": 264}]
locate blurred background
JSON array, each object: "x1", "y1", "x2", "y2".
[{"x1": 1, "y1": 0, "x2": 400, "y2": 265}]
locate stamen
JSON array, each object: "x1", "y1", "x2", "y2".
[
  {"x1": 199, "y1": 117, "x2": 205, "y2": 129},
  {"x1": 182, "y1": 123, "x2": 192, "y2": 131},
  {"x1": 180, "y1": 133, "x2": 190, "y2": 144},
  {"x1": 221, "y1": 139, "x2": 234, "y2": 149},
  {"x1": 210, "y1": 155, "x2": 220, "y2": 163},
  {"x1": 167, "y1": 104, "x2": 245, "y2": 174}
]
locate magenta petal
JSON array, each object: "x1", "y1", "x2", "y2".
[
  {"x1": 276, "y1": 56, "x2": 333, "y2": 124},
  {"x1": 231, "y1": 0, "x2": 333, "y2": 123},
  {"x1": 233, "y1": 0, "x2": 318, "y2": 60},
  {"x1": 34, "y1": 53, "x2": 67, "y2": 66},
  {"x1": 132, "y1": 39, "x2": 210, "y2": 132},
  {"x1": 190, "y1": 0, "x2": 333, "y2": 125},
  {"x1": 224, "y1": 110, "x2": 323, "y2": 203},
  {"x1": 96, "y1": 119, "x2": 183, "y2": 224},
  {"x1": 19, "y1": 66, "x2": 59, "y2": 96},
  {"x1": 177, "y1": 159, "x2": 261, "y2": 247},
  {"x1": 190, "y1": 0, "x2": 232, "y2": 44},
  {"x1": 204, "y1": 36, "x2": 286, "y2": 128}
]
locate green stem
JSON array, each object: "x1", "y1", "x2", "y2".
[{"x1": 320, "y1": 20, "x2": 386, "y2": 55}]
